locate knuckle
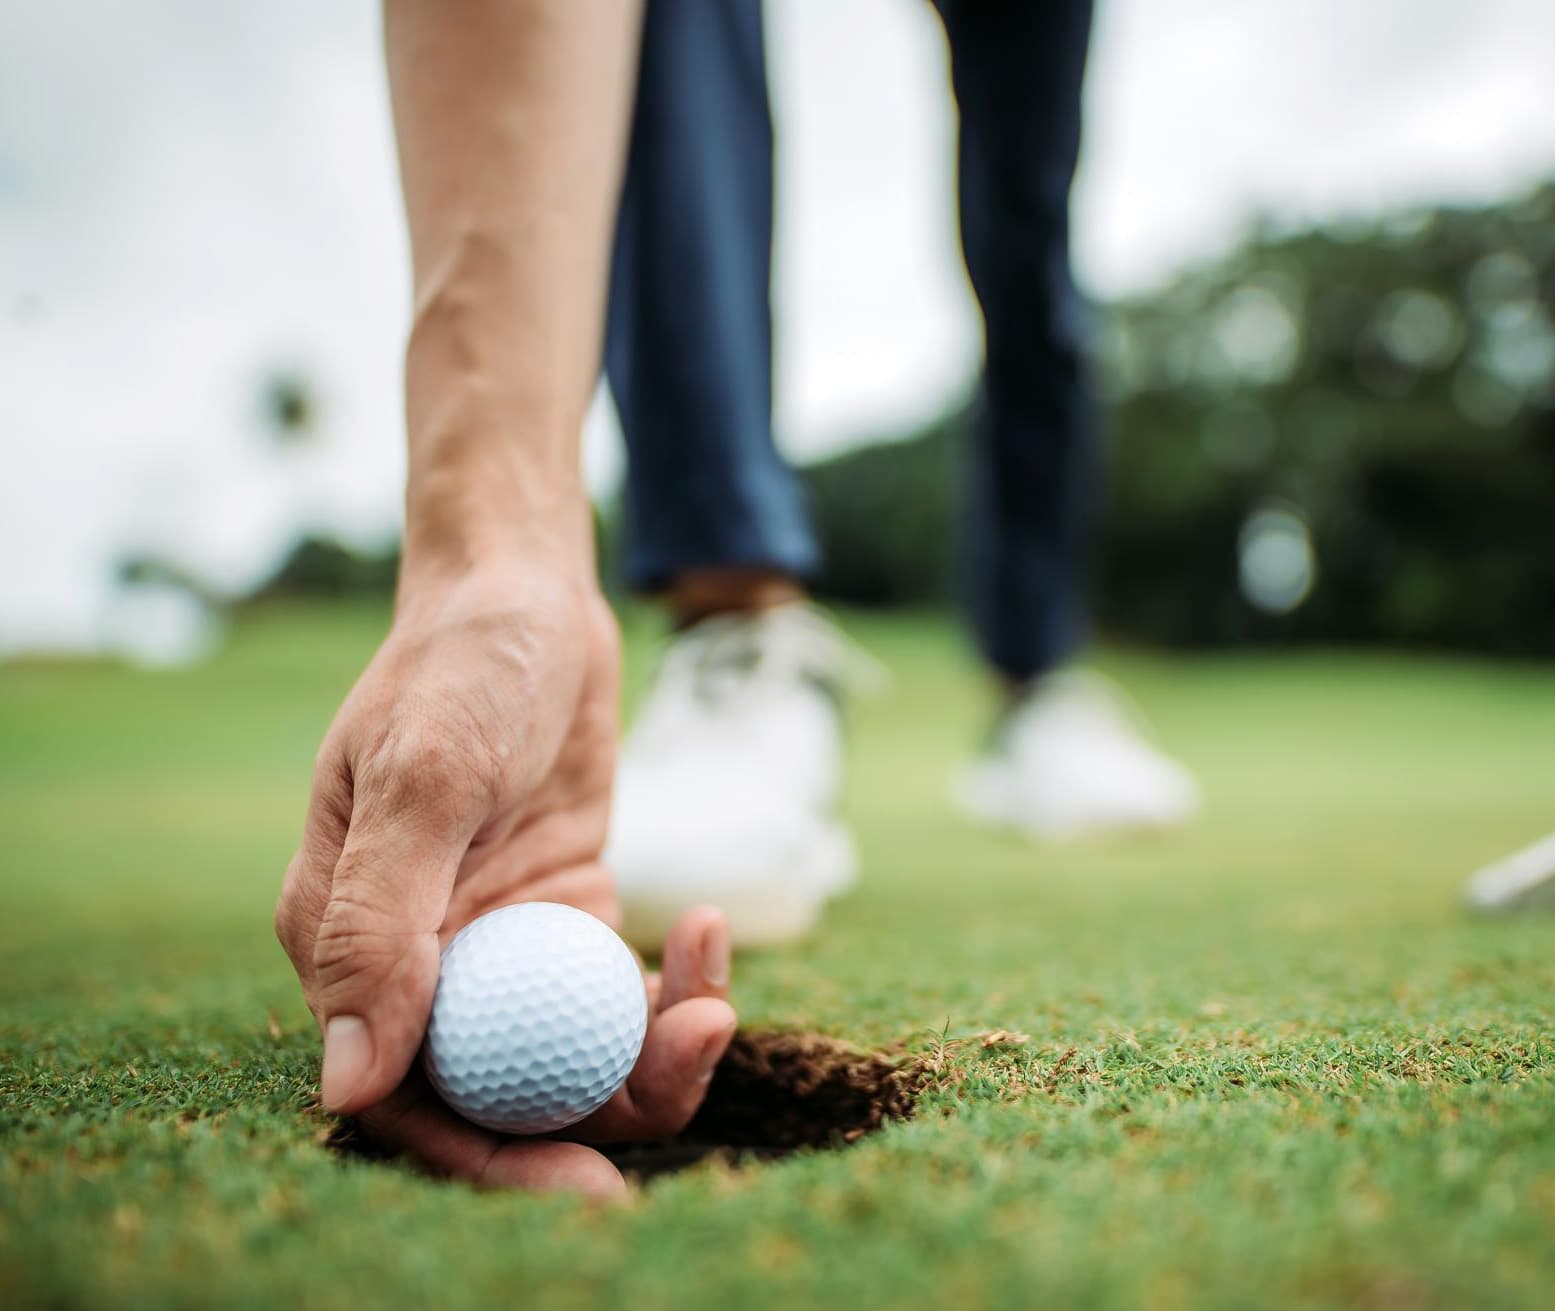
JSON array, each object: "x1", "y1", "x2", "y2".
[
  {"x1": 311, "y1": 894, "x2": 403, "y2": 991},
  {"x1": 312, "y1": 737, "x2": 338, "y2": 779},
  {"x1": 356, "y1": 720, "x2": 493, "y2": 835},
  {"x1": 275, "y1": 847, "x2": 332, "y2": 964},
  {"x1": 273, "y1": 891, "x2": 300, "y2": 957},
  {"x1": 274, "y1": 862, "x2": 314, "y2": 961},
  {"x1": 311, "y1": 745, "x2": 352, "y2": 811}
]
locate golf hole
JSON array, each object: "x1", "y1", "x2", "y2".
[
  {"x1": 325, "y1": 1030, "x2": 926, "y2": 1181},
  {"x1": 606, "y1": 1029, "x2": 928, "y2": 1180}
]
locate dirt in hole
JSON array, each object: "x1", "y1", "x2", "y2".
[
  {"x1": 325, "y1": 1030, "x2": 926, "y2": 1180},
  {"x1": 604, "y1": 1029, "x2": 927, "y2": 1179}
]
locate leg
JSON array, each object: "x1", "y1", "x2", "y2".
[
  {"x1": 939, "y1": 1, "x2": 1200, "y2": 838},
  {"x1": 605, "y1": 0, "x2": 817, "y2": 600},
  {"x1": 603, "y1": 1, "x2": 852, "y2": 947},
  {"x1": 936, "y1": 0, "x2": 1097, "y2": 683}
]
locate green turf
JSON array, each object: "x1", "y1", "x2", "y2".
[{"x1": 3, "y1": 602, "x2": 1554, "y2": 1310}]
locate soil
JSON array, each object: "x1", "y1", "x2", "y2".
[{"x1": 604, "y1": 1028, "x2": 927, "y2": 1179}]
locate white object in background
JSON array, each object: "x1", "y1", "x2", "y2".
[
  {"x1": 608, "y1": 605, "x2": 885, "y2": 951},
  {"x1": 100, "y1": 580, "x2": 224, "y2": 669},
  {"x1": 423, "y1": 903, "x2": 647, "y2": 1135},
  {"x1": 1463, "y1": 831, "x2": 1555, "y2": 912},
  {"x1": 954, "y1": 670, "x2": 1200, "y2": 840}
]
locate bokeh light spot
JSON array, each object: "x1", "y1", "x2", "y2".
[
  {"x1": 1238, "y1": 505, "x2": 1316, "y2": 615},
  {"x1": 1375, "y1": 289, "x2": 1461, "y2": 370}
]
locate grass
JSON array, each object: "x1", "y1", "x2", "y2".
[{"x1": 2, "y1": 600, "x2": 1554, "y2": 1310}]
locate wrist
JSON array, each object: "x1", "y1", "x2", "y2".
[
  {"x1": 405, "y1": 448, "x2": 586, "y2": 548},
  {"x1": 399, "y1": 470, "x2": 594, "y2": 613},
  {"x1": 396, "y1": 257, "x2": 598, "y2": 608}
]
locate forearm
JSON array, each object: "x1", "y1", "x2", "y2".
[{"x1": 384, "y1": 0, "x2": 642, "y2": 588}]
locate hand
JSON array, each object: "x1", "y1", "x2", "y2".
[{"x1": 275, "y1": 556, "x2": 736, "y2": 1198}]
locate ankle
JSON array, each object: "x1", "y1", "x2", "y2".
[
  {"x1": 998, "y1": 673, "x2": 1040, "y2": 710},
  {"x1": 662, "y1": 569, "x2": 807, "y2": 629}
]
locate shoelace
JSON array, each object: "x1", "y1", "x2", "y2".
[
  {"x1": 647, "y1": 606, "x2": 889, "y2": 718},
  {"x1": 1003, "y1": 669, "x2": 1164, "y2": 749}
]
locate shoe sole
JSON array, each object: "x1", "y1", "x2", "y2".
[{"x1": 952, "y1": 763, "x2": 1198, "y2": 842}]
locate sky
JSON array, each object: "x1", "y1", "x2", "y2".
[{"x1": 3, "y1": 0, "x2": 1555, "y2": 655}]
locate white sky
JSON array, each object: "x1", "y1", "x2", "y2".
[{"x1": 3, "y1": 0, "x2": 1555, "y2": 652}]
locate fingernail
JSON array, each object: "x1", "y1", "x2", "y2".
[
  {"x1": 701, "y1": 919, "x2": 731, "y2": 990},
  {"x1": 698, "y1": 1020, "x2": 736, "y2": 1085},
  {"x1": 321, "y1": 1015, "x2": 372, "y2": 1111}
]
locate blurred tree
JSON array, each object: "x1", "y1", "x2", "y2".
[
  {"x1": 800, "y1": 183, "x2": 1555, "y2": 654},
  {"x1": 801, "y1": 408, "x2": 964, "y2": 606},
  {"x1": 264, "y1": 537, "x2": 399, "y2": 596}
]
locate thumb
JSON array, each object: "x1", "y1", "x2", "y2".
[{"x1": 313, "y1": 755, "x2": 475, "y2": 1114}]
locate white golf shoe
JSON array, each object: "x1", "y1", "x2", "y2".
[
  {"x1": 607, "y1": 605, "x2": 883, "y2": 950},
  {"x1": 953, "y1": 669, "x2": 1200, "y2": 840},
  {"x1": 1463, "y1": 831, "x2": 1555, "y2": 912}
]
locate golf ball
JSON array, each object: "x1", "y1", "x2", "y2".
[{"x1": 423, "y1": 902, "x2": 648, "y2": 1135}]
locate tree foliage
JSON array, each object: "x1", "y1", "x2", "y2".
[{"x1": 804, "y1": 185, "x2": 1555, "y2": 653}]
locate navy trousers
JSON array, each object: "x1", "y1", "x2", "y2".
[{"x1": 606, "y1": 0, "x2": 1095, "y2": 682}]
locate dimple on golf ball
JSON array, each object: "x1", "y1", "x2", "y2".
[{"x1": 423, "y1": 902, "x2": 648, "y2": 1135}]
